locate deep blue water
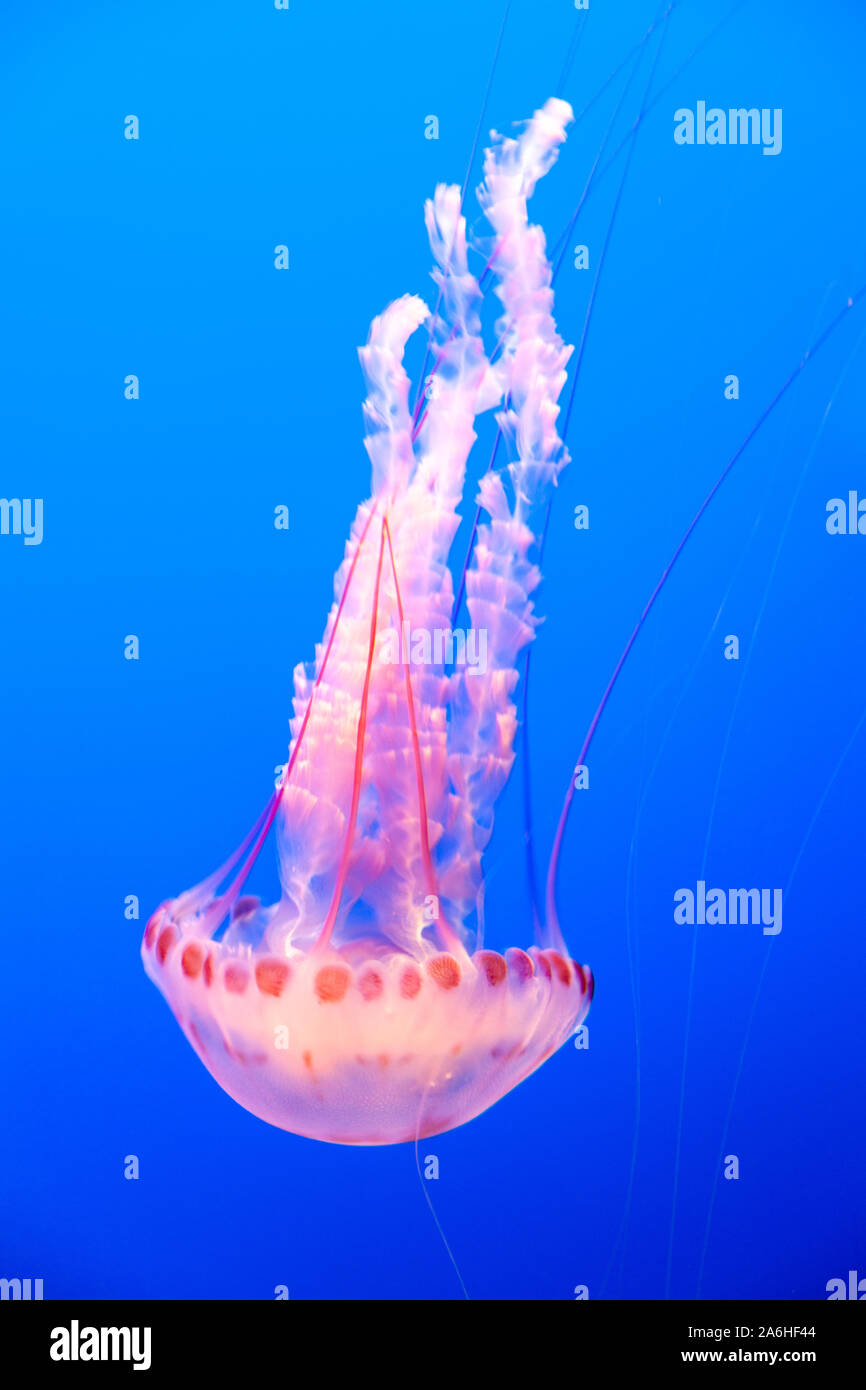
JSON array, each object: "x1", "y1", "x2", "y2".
[{"x1": 1, "y1": 0, "x2": 864, "y2": 1301}]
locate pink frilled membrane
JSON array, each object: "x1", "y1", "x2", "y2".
[{"x1": 142, "y1": 97, "x2": 593, "y2": 1145}]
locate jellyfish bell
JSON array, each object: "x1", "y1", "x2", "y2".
[
  {"x1": 143, "y1": 913, "x2": 591, "y2": 1145},
  {"x1": 142, "y1": 96, "x2": 594, "y2": 1145}
]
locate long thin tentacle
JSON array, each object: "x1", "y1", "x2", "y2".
[{"x1": 545, "y1": 284, "x2": 866, "y2": 930}]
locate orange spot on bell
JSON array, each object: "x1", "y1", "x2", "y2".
[
  {"x1": 224, "y1": 963, "x2": 249, "y2": 994},
  {"x1": 156, "y1": 926, "x2": 177, "y2": 965},
  {"x1": 181, "y1": 943, "x2": 204, "y2": 979},
  {"x1": 255, "y1": 959, "x2": 291, "y2": 997},
  {"x1": 477, "y1": 950, "x2": 507, "y2": 986},
  {"x1": 506, "y1": 947, "x2": 534, "y2": 981},
  {"x1": 399, "y1": 965, "x2": 422, "y2": 999},
  {"x1": 144, "y1": 909, "x2": 164, "y2": 950},
  {"x1": 544, "y1": 950, "x2": 572, "y2": 985},
  {"x1": 427, "y1": 953, "x2": 461, "y2": 990},
  {"x1": 358, "y1": 968, "x2": 384, "y2": 1001},
  {"x1": 315, "y1": 964, "x2": 351, "y2": 1002}
]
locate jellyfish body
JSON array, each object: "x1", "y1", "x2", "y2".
[{"x1": 142, "y1": 97, "x2": 593, "y2": 1144}]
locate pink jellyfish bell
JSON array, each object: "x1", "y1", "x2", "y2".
[{"x1": 142, "y1": 98, "x2": 593, "y2": 1144}]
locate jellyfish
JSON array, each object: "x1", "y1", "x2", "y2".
[{"x1": 142, "y1": 97, "x2": 593, "y2": 1144}]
